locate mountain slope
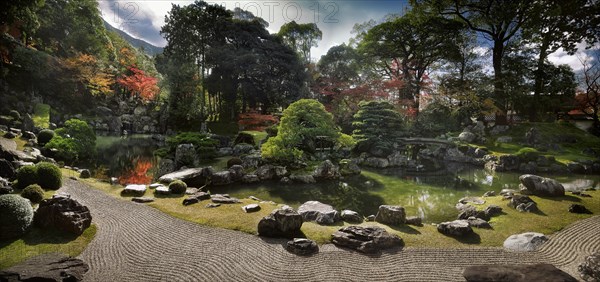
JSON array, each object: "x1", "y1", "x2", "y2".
[{"x1": 103, "y1": 20, "x2": 163, "y2": 56}]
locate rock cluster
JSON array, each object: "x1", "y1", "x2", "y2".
[
  {"x1": 331, "y1": 226, "x2": 403, "y2": 253},
  {"x1": 34, "y1": 194, "x2": 92, "y2": 235},
  {"x1": 257, "y1": 206, "x2": 303, "y2": 238}
]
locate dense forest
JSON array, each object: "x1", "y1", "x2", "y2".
[{"x1": 1, "y1": 0, "x2": 599, "y2": 136}]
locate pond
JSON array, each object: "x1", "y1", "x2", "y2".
[{"x1": 95, "y1": 135, "x2": 600, "y2": 224}]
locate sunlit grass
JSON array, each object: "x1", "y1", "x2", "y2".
[
  {"x1": 485, "y1": 122, "x2": 600, "y2": 164},
  {"x1": 0, "y1": 225, "x2": 97, "y2": 269},
  {"x1": 32, "y1": 103, "x2": 50, "y2": 129},
  {"x1": 76, "y1": 169, "x2": 600, "y2": 248},
  {"x1": 240, "y1": 130, "x2": 268, "y2": 145}
]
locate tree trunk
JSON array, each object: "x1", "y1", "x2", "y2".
[
  {"x1": 492, "y1": 40, "x2": 507, "y2": 117},
  {"x1": 531, "y1": 37, "x2": 550, "y2": 122}
]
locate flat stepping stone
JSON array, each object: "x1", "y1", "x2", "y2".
[
  {"x1": 242, "y1": 204, "x2": 260, "y2": 213},
  {"x1": 458, "y1": 197, "x2": 485, "y2": 205},
  {"x1": 154, "y1": 185, "x2": 170, "y2": 195},
  {"x1": 132, "y1": 197, "x2": 154, "y2": 203},
  {"x1": 183, "y1": 192, "x2": 211, "y2": 206},
  {"x1": 211, "y1": 194, "x2": 240, "y2": 204},
  {"x1": 206, "y1": 203, "x2": 221, "y2": 208},
  {"x1": 122, "y1": 184, "x2": 147, "y2": 196}
]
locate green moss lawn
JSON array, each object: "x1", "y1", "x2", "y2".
[
  {"x1": 32, "y1": 103, "x2": 50, "y2": 129},
  {"x1": 77, "y1": 170, "x2": 600, "y2": 248},
  {"x1": 483, "y1": 121, "x2": 600, "y2": 164}
]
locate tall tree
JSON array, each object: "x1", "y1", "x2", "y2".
[
  {"x1": 420, "y1": 0, "x2": 534, "y2": 117},
  {"x1": 576, "y1": 49, "x2": 600, "y2": 134},
  {"x1": 359, "y1": 8, "x2": 462, "y2": 112},
  {"x1": 0, "y1": 0, "x2": 44, "y2": 44},
  {"x1": 161, "y1": 1, "x2": 231, "y2": 122},
  {"x1": 522, "y1": 0, "x2": 600, "y2": 121},
  {"x1": 277, "y1": 21, "x2": 322, "y2": 63}
]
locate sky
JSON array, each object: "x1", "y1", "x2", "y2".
[{"x1": 97, "y1": 0, "x2": 591, "y2": 70}]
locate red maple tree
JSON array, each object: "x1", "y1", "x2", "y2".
[{"x1": 117, "y1": 66, "x2": 160, "y2": 102}]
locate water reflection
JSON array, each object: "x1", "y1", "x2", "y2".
[{"x1": 95, "y1": 135, "x2": 159, "y2": 184}]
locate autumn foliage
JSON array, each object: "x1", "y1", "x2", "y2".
[
  {"x1": 62, "y1": 53, "x2": 114, "y2": 96},
  {"x1": 117, "y1": 66, "x2": 160, "y2": 102},
  {"x1": 237, "y1": 111, "x2": 278, "y2": 131},
  {"x1": 118, "y1": 158, "x2": 154, "y2": 185}
]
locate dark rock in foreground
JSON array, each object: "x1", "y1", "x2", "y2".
[
  {"x1": 0, "y1": 253, "x2": 89, "y2": 281},
  {"x1": 579, "y1": 251, "x2": 600, "y2": 282},
  {"x1": 286, "y1": 238, "x2": 319, "y2": 256},
  {"x1": 258, "y1": 206, "x2": 303, "y2": 238},
  {"x1": 34, "y1": 194, "x2": 92, "y2": 235},
  {"x1": 332, "y1": 226, "x2": 403, "y2": 253},
  {"x1": 463, "y1": 263, "x2": 577, "y2": 282},
  {"x1": 569, "y1": 204, "x2": 592, "y2": 214}
]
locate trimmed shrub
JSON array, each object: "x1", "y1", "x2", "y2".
[
  {"x1": 166, "y1": 132, "x2": 218, "y2": 160},
  {"x1": 168, "y1": 180, "x2": 187, "y2": 194},
  {"x1": 9, "y1": 110, "x2": 21, "y2": 120},
  {"x1": 21, "y1": 184, "x2": 44, "y2": 203},
  {"x1": 234, "y1": 132, "x2": 256, "y2": 146},
  {"x1": 16, "y1": 165, "x2": 38, "y2": 189},
  {"x1": 262, "y1": 99, "x2": 341, "y2": 162},
  {"x1": 0, "y1": 194, "x2": 34, "y2": 240},
  {"x1": 516, "y1": 147, "x2": 540, "y2": 162},
  {"x1": 44, "y1": 119, "x2": 96, "y2": 163},
  {"x1": 227, "y1": 157, "x2": 243, "y2": 168},
  {"x1": 36, "y1": 162, "x2": 62, "y2": 190},
  {"x1": 37, "y1": 129, "x2": 55, "y2": 145},
  {"x1": 352, "y1": 101, "x2": 406, "y2": 155}
]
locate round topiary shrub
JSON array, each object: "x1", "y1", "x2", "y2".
[
  {"x1": 16, "y1": 165, "x2": 38, "y2": 189},
  {"x1": 36, "y1": 162, "x2": 62, "y2": 190},
  {"x1": 37, "y1": 129, "x2": 55, "y2": 145},
  {"x1": 0, "y1": 194, "x2": 34, "y2": 240},
  {"x1": 227, "y1": 157, "x2": 243, "y2": 168},
  {"x1": 21, "y1": 184, "x2": 44, "y2": 203},
  {"x1": 168, "y1": 180, "x2": 187, "y2": 194}
]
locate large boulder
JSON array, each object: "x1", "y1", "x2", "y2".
[
  {"x1": 255, "y1": 165, "x2": 276, "y2": 180},
  {"x1": 331, "y1": 226, "x2": 403, "y2": 253},
  {"x1": 463, "y1": 264, "x2": 577, "y2": 282},
  {"x1": 156, "y1": 158, "x2": 175, "y2": 178},
  {"x1": 579, "y1": 251, "x2": 600, "y2": 282},
  {"x1": 33, "y1": 194, "x2": 92, "y2": 235},
  {"x1": 286, "y1": 238, "x2": 319, "y2": 256},
  {"x1": 375, "y1": 205, "x2": 406, "y2": 226},
  {"x1": 257, "y1": 206, "x2": 303, "y2": 238},
  {"x1": 175, "y1": 143, "x2": 197, "y2": 167},
  {"x1": 210, "y1": 171, "x2": 233, "y2": 186},
  {"x1": 298, "y1": 201, "x2": 340, "y2": 225},
  {"x1": 0, "y1": 253, "x2": 89, "y2": 282},
  {"x1": 458, "y1": 131, "x2": 476, "y2": 143},
  {"x1": 503, "y1": 232, "x2": 548, "y2": 252},
  {"x1": 232, "y1": 143, "x2": 254, "y2": 156},
  {"x1": 339, "y1": 159, "x2": 361, "y2": 175},
  {"x1": 0, "y1": 158, "x2": 15, "y2": 179},
  {"x1": 312, "y1": 160, "x2": 341, "y2": 180},
  {"x1": 158, "y1": 167, "x2": 213, "y2": 187},
  {"x1": 228, "y1": 165, "x2": 245, "y2": 181},
  {"x1": 519, "y1": 174, "x2": 565, "y2": 196},
  {"x1": 437, "y1": 220, "x2": 473, "y2": 237}
]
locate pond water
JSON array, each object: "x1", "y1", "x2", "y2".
[{"x1": 96, "y1": 135, "x2": 600, "y2": 223}]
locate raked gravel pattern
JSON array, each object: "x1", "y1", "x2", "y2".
[{"x1": 60, "y1": 179, "x2": 599, "y2": 281}]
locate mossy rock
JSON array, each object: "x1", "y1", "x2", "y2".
[{"x1": 168, "y1": 180, "x2": 187, "y2": 194}]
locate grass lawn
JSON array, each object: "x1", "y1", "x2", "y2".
[
  {"x1": 0, "y1": 225, "x2": 97, "y2": 269},
  {"x1": 32, "y1": 103, "x2": 50, "y2": 129},
  {"x1": 483, "y1": 122, "x2": 600, "y2": 164},
  {"x1": 0, "y1": 187, "x2": 96, "y2": 269},
  {"x1": 240, "y1": 130, "x2": 268, "y2": 145},
  {"x1": 77, "y1": 170, "x2": 600, "y2": 248}
]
